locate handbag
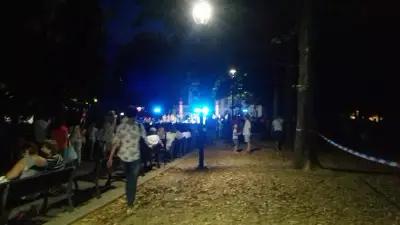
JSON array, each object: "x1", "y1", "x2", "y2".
[{"x1": 63, "y1": 142, "x2": 78, "y2": 164}]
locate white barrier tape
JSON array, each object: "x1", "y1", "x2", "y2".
[{"x1": 319, "y1": 134, "x2": 400, "y2": 169}]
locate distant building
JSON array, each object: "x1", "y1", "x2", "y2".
[{"x1": 216, "y1": 96, "x2": 263, "y2": 118}]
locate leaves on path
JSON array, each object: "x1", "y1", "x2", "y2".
[{"x1": 73, "y1": 149, "x2": 400, "y2": 225}]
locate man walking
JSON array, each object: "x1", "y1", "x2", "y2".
[{"x1": 107, "y1": 107, "x2": 146, "y2": 215}]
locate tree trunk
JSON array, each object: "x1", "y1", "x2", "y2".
[
  {"x1": 293, "y1": 0, "x2": 317, "y2": 169},
  {"x1": 272, "y1": 74, "x2": 280, "y2": 119}
]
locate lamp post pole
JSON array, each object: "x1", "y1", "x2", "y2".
[
  {"x1": 229, "y1": 68, "x2": 237, "y2": 118},
  {"x1": 192, "y1": 0, "x2": 212, "y2": 170}
]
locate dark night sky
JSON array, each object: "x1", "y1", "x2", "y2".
[
  {"x1": 99, "y1": 0, "x2": 400, "y2": 121},
  {"x1": 2, "y1": 0, "x2": 399, "y2": 123},
  {"x1": 98, "y1": 0, "x2": 297, "y2": 107}
]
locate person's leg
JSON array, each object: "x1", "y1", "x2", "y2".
[
  {"x1": 76, "y1": 142, "x2": 82, "y2": 165},
  {"x1": 89, "y1": 139, "x2": 95, "y2": 160},
  {"x1": 124, "y1": 160, "x2": 141, "y2": 207},
  {"x1": 233, "y1": 139, "x2": 238, "y2": 152},
  {"x1": 6, "y1": 158, "x2": 26, "y2": 179},
  {"x1": 277, "y1": 132, "x2": 283, "y2": 151},
  {"x1": 245, "y1": 135, "x2": 251, "y2": 152},
  {"x1": 272, "y1": 132, "x2": 279, "y2": 151},
  {"x1": 124, "y1": 161, "x2": 134, "y2": 207}
]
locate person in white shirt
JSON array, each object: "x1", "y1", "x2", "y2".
[
  {"x1": 232, "y1": 124, "x2": 240, "y2": 152},
  {"x1": 146, "y1": 127, "x2": 163, "y2": 168},
  {"x1": 272, "y1": 116, "x2": 284, "y2": 150},
  {"x1": 182, "y1": 131, "x2": 191, "y2": 139},
  {"x1": 243, "y1": 115, "x2": 252, "y2": 153},
  {"x1": 147, "y1": 127, "x2": 164, "y2": 148},
  {"x1": 166, "y1": 131, "x2": 176, "y2": 151}
]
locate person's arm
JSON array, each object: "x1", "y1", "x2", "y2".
[
  {"x1": 158, "y1": 136, "x2": 164, "y2": 147},
  {"x1": 107, "y1": 128, "x2": 121, "y2": 168},
  {"x1": 108, "y1": 140, "x2": 120, "y2": 160},
  {"x1": 34, "y1": 155, "x2": 48, "y2": 167}
]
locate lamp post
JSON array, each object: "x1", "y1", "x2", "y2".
[
  {"x1": 229, "y1": 68, "x2": 237, "y2": 118},
  {"x1": 192, "y1": 0, "x2": 212, "y2": 170}
]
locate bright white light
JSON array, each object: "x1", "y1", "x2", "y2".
[
  {"x1": 120, "y1": 112, "x2": 125, "y2": 116},
  {"x1": 194, "y1": 108, "x2": 202, "y2": 114},
  {"x1": 93, "y1": 98, "x2": 98, "y2": 103},
  {"x1": 26, "y1": 115, "x2": 34, "y2": 124},
  {"x1": 215, "y1": 100, "x2": 219, "y2": 117},
  {"x1": 242, "y1": 109, "x2": 249, "y2": 113},
  {"x1": 179, "y1": 100, "x2": 183, "y2": 118},
  {"x1": 202, "y1": 107, "x2": 209, "y2": 115},
  {"x1": 136, "y1": 107, "x2": 143, "y2": 112},
  {"x1": 153, "y1": 107, "x2": 162, "y2": 114},
  {"x1": 193, "y1": 1, "x2": 212, "y2": 25},
  {"x1": 229, "y1": 68, "x2": 237, "y2": 78}
]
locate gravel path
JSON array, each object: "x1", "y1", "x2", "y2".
[{"x1": 72, "y1": 146, "x2": 400, "y2": 225}]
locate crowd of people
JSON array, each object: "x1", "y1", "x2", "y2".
[
  {"x1": 0, "y1": 103, "x2": 287, "y2": 217},
  {"x1": 0, "y1": 106, "x2": 201, "y2": 215}
]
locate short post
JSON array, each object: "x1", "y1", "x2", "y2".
[{"x1": 197, "y1": 115, "x2": 206, "y2": 169}]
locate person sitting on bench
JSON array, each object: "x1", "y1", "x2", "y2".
[
  {"x1": 0, "y1": 140, "x2": 64, "y2": 183},
  {"x1": 146, "y1": 127, "x2": 164, "y2": 168},
  {"x1": 146, "y1": 127, "x2": 164, "y2": 149}
]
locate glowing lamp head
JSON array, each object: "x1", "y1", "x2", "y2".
[
  {"x1": 192, "y1": 1, "x2": 212, "y2": 25},
  {"x1": 229, "y1": 68, "x2": 237, "y2": 78}
]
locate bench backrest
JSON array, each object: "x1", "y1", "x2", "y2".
[{"x1": 5, "y1": 167, "x2": 74, "y2": 200}]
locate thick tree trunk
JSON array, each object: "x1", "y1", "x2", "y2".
[
  {"x1": 272, "y1": 75, "x2": 280, "y2": 119},
  {"x1": 283, "y1": 65, "x2": 297, "y2": 150},
  {"x1": 293, "y1": 0, "x2": 317, "y2": 169}
]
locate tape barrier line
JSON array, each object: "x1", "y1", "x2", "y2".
[{"x1": 318, "y1": 134, "x2": 400, "y2": 169}]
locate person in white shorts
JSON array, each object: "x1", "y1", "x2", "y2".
[{"x1": 243, "y1": 115, "x2": 252, "y2": 153}]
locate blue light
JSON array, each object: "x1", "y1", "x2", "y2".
[
  {"x1": 202, "y1": 107, "x2": 209, "y2": 115},
  {"x1": 194, "y1": 108, "x2": 202, "y2": 114},
  {"x1": 153, "y1": 107, "x2": 162, "y2": 114},
  {"x1": 242, "y1": 109, "x2": 249, "y2": 113}
]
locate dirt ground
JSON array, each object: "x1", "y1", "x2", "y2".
[{"x1": 72, "y1": 145, "x2": 400, "y2": 225}]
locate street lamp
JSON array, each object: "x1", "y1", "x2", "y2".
[
  {"x1": 192, "y1": 0, "x2": 212, "y2": 170},
  {"x1": 229, "y1": 68, "x2": 237, "y2": 78},
  {"x1": 192, "y1": 0, "x2": 212, "y2": 25},
  {"x1": 229, "y1": 68, "x2": 237, "y2": 117}
]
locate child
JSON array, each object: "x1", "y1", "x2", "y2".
[{"x1": 232, "y1": 124, "x2": 240, "y2": 152}]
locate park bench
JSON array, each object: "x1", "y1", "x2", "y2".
[{"x1": 0, "y1": 167, "x2": 74, "y2": 225}]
